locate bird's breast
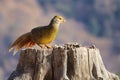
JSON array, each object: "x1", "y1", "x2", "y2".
[{"x1": 37, "y1": 26, "x2": 59, "y2": 44}]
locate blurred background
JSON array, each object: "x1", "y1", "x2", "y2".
[{"x1": 0, "y1": 0, "x2": 120, "y2": 79}]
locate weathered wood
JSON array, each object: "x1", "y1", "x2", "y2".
[{"x1": 8, "y1": 43, "x2": 119, "y2": 80}]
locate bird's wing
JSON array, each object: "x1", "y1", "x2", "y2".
[{"x1": 31, "y1": 26, "x2": 49, "y2": 39}]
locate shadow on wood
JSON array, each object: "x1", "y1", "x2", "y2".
[{"x1": 8, "y1": 43, "x2": 119, "y2": 80}]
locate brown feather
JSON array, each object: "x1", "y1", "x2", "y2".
[
  {"x1": 9, "y1": 32, "x2": 35, "y2": 55},
  {"x1": 25, "y1": 41, "x2": 35, "y2": 48}
]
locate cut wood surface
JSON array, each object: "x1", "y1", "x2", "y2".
[{"x1": 8, "y1": 43, "x2": 119, "y2": 80}]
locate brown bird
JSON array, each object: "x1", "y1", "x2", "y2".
[{"x1": 9, "y1": 15, "x2": 65, "y2": 55}]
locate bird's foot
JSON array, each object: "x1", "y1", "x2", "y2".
[
  {"x1": 38, "y1": 44, "x2": 52, "y2": 49},
  {"x1": 45, "y1": 44, "x2": 52, "y2": 49},
  {"x1": 38, "y1": 44, "x2": 45, "y2": 48}
]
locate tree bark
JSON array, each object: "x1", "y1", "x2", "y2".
[{"x1": 8, "y1": 43, "x2": 119, "y2": 80}]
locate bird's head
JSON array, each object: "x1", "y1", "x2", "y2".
[{"x1": 50, "y1": 15, "x2": 66, "y2": 26}]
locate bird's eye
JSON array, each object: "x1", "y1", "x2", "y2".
[{"x1": 59, "y1": 18, "x2": 62, "y2": 20}]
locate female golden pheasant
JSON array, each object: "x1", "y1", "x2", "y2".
[{"x1": 9, "y1": 15, "x2": 65, "y2": 55}]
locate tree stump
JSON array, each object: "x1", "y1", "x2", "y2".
[{"x1": 8, "y1": 43, "x2": 119, "y2": 80}]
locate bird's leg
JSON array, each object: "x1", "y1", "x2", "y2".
[
  {"x1": 37, "y1": 44, "x2": 45, "y2": 48},
  {"x1": 45, "y1": 44, "x2": 52, "y2": 49}
]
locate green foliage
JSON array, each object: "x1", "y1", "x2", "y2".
[
  {"x1": 55, "y1": 3, "x2": 73, "y2": 17},
  {"x1": 89, "y1": 17, "x2": 100, "y2": 36},
  {"x1": 117, "y1": 73, "x2": 120, "y2": 78},
  {"x1": 38, "y1": 0, "x2": 120, "y2": 53},
  {"x1": 38, "y1": 0, "x2": 117, "y2": 36}
]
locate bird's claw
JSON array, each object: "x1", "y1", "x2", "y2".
[
  {"x1": 38, "y1": 44, "x2": 52, "y2": 49},
  {"x1": 45, "y1": 44, "x2": 52, "y2": 49}
]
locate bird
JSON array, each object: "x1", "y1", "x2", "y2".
[{"x1": 9, "y1": 15, "x2": 65, "y2": 55}]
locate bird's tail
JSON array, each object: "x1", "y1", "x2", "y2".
[{"x1": 9, "y1": 32, "x2": 35, "y2": 55}]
